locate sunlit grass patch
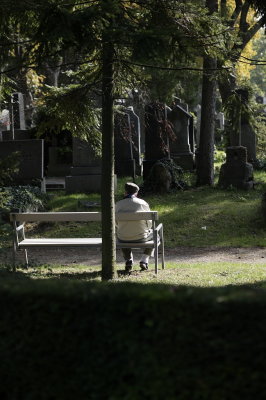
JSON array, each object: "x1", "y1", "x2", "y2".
[{"x1": 9, "y1": 261, "x2": 266, "y2": 289}]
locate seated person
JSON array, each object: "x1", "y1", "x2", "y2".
[{"x1": 115, "y1": 182, "x2": 154, "y2": 272}]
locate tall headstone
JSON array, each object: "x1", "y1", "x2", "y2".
[
  {"x1": 125, "y1": 106, "x2": 142, "y2": 175},
  {"x1": 228, "y1": 88, "x2": 257, "y2": 163},
  {"x1": 65, "y1": 138, "x2": 107, "y2": 193},
  {"x1": 189, "y1": 115, "x2": 195, "y2": 154},
  {"x1": 143, "y1": 102, "x2": 171, "y2": 178},
  {"x1": 229, "y1": 123, "x2": 256, "y2": 163},
  {"x1": 168, "y1": 98, "x2": 194, "y2": 170},
  {"x1": 215, "y1": 111, "x2": 224, "y2": 143},
  {"x1": 11, "y1": 92, "x2": 26, "y2": 130},
  {"x1": 114, "y1": 107, "x2": 142, "y2": 178},
  {"x1": 195, "y1": 104, "x2": 201, "y2": 147}
]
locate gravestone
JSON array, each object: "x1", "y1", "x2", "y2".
[
  {"x1": 229, "y1": 124, "x2": 256, "y2": 163},
  {"x1": 0, "y1": 139, "x2": 44, "y2": 183},
  {"x1": 125, "y1": 107, "x2": 142, "y2": 176},
  {"x1": 143, "y1": 102, "x2": 171, "y2": 178},
  {"x1": 218, "y1": 146, "x2": 254, "y2": 190},
  {"x1": 216, "y1": 112, "x2": 224, "y2": 130},
  {"x1": 168, "y1": 98, "x2": 194, "y2": 170},
  {"x1": 1, "y1": 130, "x2": 30, "y2": 141},
  {"x1": 66, "y1": 137, "x2": 107, "y2": 193},
  {"x1": 46, "y1": 131, "x2": 72, "y2": 176},
  {"x1": 0, "y1": 109, "x2": 10, "y2": 131},
  {"x1": 229, "y1": 88, "x2": 257, "y2": 163},
  {"x1": 189, "y1": 115, "x2": 195, "y2": 154},
  {"x1": 11, "y1": 92, "x2": 26, "y2": 130},
  {"x1": 195, "y1": 104, "x2": 201, "y2": 147},
  {"x1": 114, "y1": 107, "x2": 141, "y2": 178},
  {"x1": 215, "y1": 111, "x2": 224, "y2": 143}
]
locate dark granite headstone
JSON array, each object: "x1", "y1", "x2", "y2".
[
  {"x1": 168, "y1": 98, "x2": 194, "y2": 170},
  {"x1": 1, "y1": 130, "x2": 30, "y2": 141},
  {"x1": 125, "y1": 107, "x2": 142, "y2": 175},
  {"x1": 229, "y1": 123, "x2": 256, "y2": 163},
  {"x1": 143, "y1": 102, "x2": 171, "y2": 178},
  {"x1": 218, "y1": 146, "x2": 254, "y2": 190},
  {"x1": 114, "y1": 107, "x2": 141, "y2": 177},
  {"x1": 0, "y1": 139, "x2": 44, "y2": 182},
  {"x1": 65, "y1": 137, "x2": 105, "y2": 193}
]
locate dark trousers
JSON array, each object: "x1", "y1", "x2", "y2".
[{"x1": 119, "y1": 231, "x2": 154, "y2": 260}]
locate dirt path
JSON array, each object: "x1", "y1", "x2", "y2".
[{"x1": 2, "y1": 246, "x2": 266, "y2": 266}]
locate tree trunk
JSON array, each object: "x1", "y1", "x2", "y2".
[
  {"x1": 196, "y1": 55, "x2": 217, "y2": 186},
  {"x1": 101, "y1": 38, "x2": 116, "y2": 280},
  {"x1": 196, "y1": 0, "x2": 218, "y2": 186}
]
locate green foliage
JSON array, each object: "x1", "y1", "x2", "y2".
[
  {"x1": 223, "y1": 86, "x2": 255, "y2": 138},
  {"x1": 0, "y1": 185, "x2": 49, "y2": 246},
  {"x1": 1, "y1": 186, "x2": 48, "y2": 212},
  {"x1": 214, "y1": 149, "x2": 226, "y2": 164},
  {"x1": 250, "y1": 34, "x2": 266, "y2": 94},
  {"x1": 253, "y1": 112, "x2": 266, "y2": 159},
  {"x1": 35, "y1": 84, "x2": 102, "y2": 153},
  {"x1": 1, "y1": 279, "x2": 266, "y2": 398}
]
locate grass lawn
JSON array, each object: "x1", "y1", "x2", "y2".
[
  {"x1": 21, "y1": 170, "x2": 266, "y2": 248},
  {"x1": 1, "y1": 170, "x2": 266, "y2": 286}
]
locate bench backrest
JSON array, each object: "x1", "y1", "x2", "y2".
[{"x1": 10, "y1": 211, "x2": 158, "y2": 223}]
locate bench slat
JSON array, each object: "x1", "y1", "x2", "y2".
[
  {"x1": 115, "y1": 212, "x2": 158, "y2": 221},
  {"x1": 18, "y1": 238, "x2": 159, "y2": 248},
  {"x1": 11, "y1": 212, "x2": 102, "y2": 222},
  {"x1": 18, "y1": 238, "x2": 102, "y2": 247},
  {"x1": 11, "y1": 211, "x2": 158, "y2": 222},
  {"x1": 117, "y1": 239, "x2": 158, "y2": 248}
]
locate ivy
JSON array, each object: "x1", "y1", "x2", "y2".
[{"x1": 142, "y1": 158, "x2": 189, "y2": 193}]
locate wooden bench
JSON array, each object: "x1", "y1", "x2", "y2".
[{"x1": 10, "y1": 211, "x2": 165, "y2": 274}]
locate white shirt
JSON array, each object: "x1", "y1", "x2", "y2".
[{"x1": 115, "y1": 196, "x2": 152, "y2": 241}]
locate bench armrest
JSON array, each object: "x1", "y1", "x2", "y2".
[
  {"x1": 16, "y1": 224, "x2": 25, "y2": 232},
  {"x1": 13, "y1": 222, "x2": 25, "y2": 246},
  {"x1": 154, "y1": 223, "x2": 163, "y2": 233}
]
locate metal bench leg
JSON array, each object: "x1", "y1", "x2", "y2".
[
  {"x1": 12, "y1": 241, "x2": 16, "y2": 272},
  {"x1": 155, "y1": 233, "x2": 158, "y2": 275},
  {"x1": 24, "y1": 249, "x2": 29, "y2": 269},
  {"x1": 161, "y1": 225, "x2": 165, "y2": 270}
]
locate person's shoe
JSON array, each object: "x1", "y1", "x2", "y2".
[
  {"x1": 139, "y1": 261, "x2": 148, "y2": 271},
  {"x1": 125, "y1": 260, "x2": 133, "y2": 272}
]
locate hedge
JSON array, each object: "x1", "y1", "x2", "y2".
[{"x1": 0, "y1": 278, "x2": 266, "y2": 399}]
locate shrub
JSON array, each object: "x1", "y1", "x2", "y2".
[
  {"x1": 0, "y1": 280, "x2": 266, "y2": 399},
  {"x1": 2, "y1": 185, "x2": 48, "y2": 212}
]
